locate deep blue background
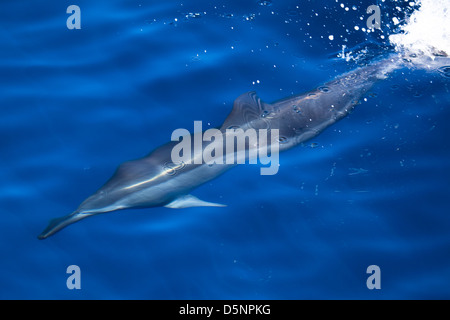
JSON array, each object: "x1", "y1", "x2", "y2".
[{"x1": 1, "y1": 0, "x2": 449, "y2": 299}]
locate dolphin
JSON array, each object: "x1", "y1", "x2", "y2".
[{"x1": 38, "y1": 56, "x2": 401, "y2": 239}]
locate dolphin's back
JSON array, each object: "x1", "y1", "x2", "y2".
[{"x1": 221, "y1": 57, "x2": 399, "y2": 151}]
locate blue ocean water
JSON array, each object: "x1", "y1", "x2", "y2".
[{"x1": 1, "y1": 0, "x2": 450, "y2": 299}]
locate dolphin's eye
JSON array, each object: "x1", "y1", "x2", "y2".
[{"x1": 277, "y1": 136, "x2": 288, "y2": 144}]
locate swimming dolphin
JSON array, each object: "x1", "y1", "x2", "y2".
[{"x1": 38, "y1": 57, "x2": 401, "y2": 239}]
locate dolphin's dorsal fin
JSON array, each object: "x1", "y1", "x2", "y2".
[
  {"x1": 164, "y1": 194, "x2": 226, "y2": 209},
  {"x1": 220, "y1": 91, "x2": 272, "y2": 130}
]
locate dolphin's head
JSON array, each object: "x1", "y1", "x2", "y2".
[
  {"x1": 76, "y1": 142, "x2": 190, "y2": 215},
  {"x1": 38, "y1": 144, "x2": 187, "y2": 239},
  {"x1": 77, "y1": 161, "x2": 171, "y2": 214}
]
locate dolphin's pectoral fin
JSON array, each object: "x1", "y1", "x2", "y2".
[
  {"x1": 221, "y1": 91, "x2": 273, "y2": 130},
  {"x1": 164, "y1": 194, "x2": 226, "y2": 209},
  {"x1": 38, "y1": 211, "x2": 91, "y2": 240}
]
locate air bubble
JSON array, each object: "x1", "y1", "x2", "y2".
[
  {"x1": 185, "y1": 12, "x2": 202, "y2": 19},
  {"x1": 437, "y1": 66, "x2": 450, "y2": 78},
  {"x1": 292, "y1": 105, "x2": 302, "y2": 114},
  {"x1": 221, "y1": 13, "x2": 234, "y2": 19},
  {"x1": 346, "y1": 73, "x2": 357, "y2": 80},
  {"x1": 258, "y1": 0, "x2": 272, "y2": 6},
  {"x1": 243, "y1": 13, "x2": 256, "y2": 21}
]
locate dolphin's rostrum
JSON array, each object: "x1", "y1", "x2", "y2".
[{"x1": 38, "y1": 57, "x2": 401, "y2": 239}]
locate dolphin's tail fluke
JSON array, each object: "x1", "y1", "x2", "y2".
[{"x1": 38, "y1": 211, "x2": 91, "y2": 240}]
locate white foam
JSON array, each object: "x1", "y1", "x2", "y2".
[{"x1": 389, "y1": 0, "x2": 450, "y2": 59}]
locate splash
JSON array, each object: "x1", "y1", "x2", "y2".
[{"x1": 389, "y1": 0, "x2": 450, "y2": 59}]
